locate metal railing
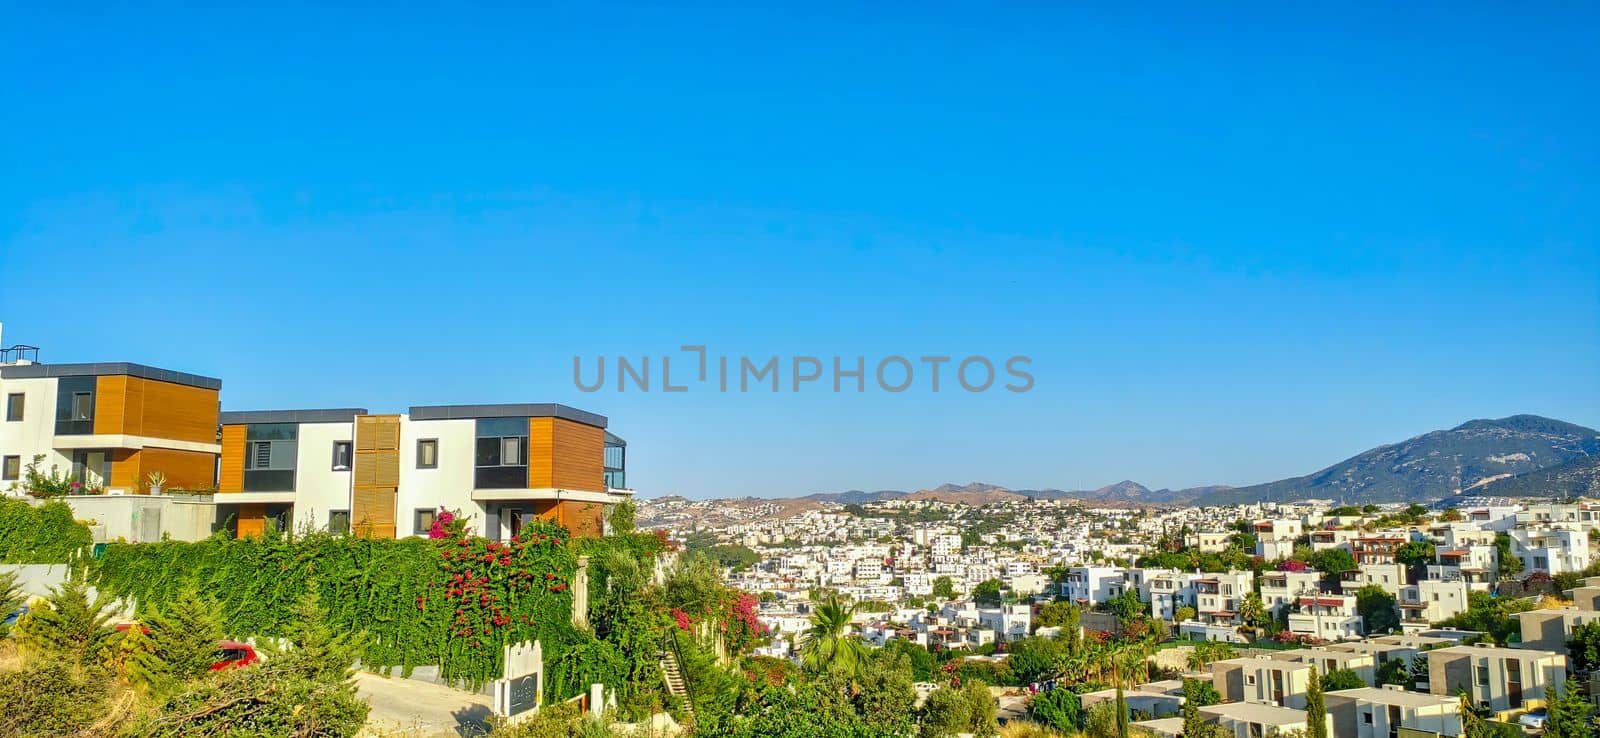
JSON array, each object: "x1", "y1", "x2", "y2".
[{"x1": 0, "y1": 345, "x2": 40, "y2": 364}]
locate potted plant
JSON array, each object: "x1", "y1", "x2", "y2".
[{"x1": 146, "y1": 471, "x2": 166, "y2": 495}]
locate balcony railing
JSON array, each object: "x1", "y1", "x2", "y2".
[{"x1": 0, "y1": 344, "x2": 40, "y2": 364}]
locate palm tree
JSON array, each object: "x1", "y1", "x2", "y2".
[{"x1": 800, "y1": 593, "x2": 867, "y2": 676}]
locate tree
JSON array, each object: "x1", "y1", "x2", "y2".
[
  {"x1": 1545, "y1": 676, "x2": 1594, "y2": 738},
  {"x1": 273, "y1": 589, "x2": 366, "y2": 684},
  {"x1": 1305, "y1": 667, "x2": 1327, "y2": 738},
  {"x1": 920, "y1": 684, "x2": 972, "y2": 738},
  {"x1": 973, "y1": 579, "x2": 1005, "y2": 608},
  {"x1": 1356, "y1": 585, "x2": 1400, "y2": 635},
  {"x1": 0, "y1": 570, "x2": 24, "y2": 638},
  {"x1": 1031, "y1": 688, "x2": 1085, "y2": 733},
  {"x1": 1395, "y1": 541, "x2": 1437, "y2": 568},
  {"x1": 1405, "y1": 504, "x2": 1428, "y2": 518},
  {"x1": 884, "y1": 639, "x2": 936, "y2": 682},
  {"x1": 801, "y1": 593, "x2": 867, "y2": 676},
  {"x1": 1186, "y1": 641, "x2": 1235, "y2": 671},
  {"x1": 932, "y1": 576, "x2": 957, "y2": 601},
  {"x1": 1174, "y1": 605, "x2": 1197, "y2": 622},
  {"x1": 1321, "y1": 668, "x2": 1365, "y2": 691},
  {"x1": 1182, "y1": 678, "x2": 1217, "y2": 738},
  {"x1": 1239, "y1": 592, "x2": 1270, "y2": 631},
  {"x1": 1441, "y1": 507, "x2": 1464, "y2": 522},
  {"x1": 1408, "y1": 654, "x2": 1429, "y2": 687},
  {"x1": 1567, "y1": 619, "x2": 1600, "y2": 673},
  {"x1": 14, "y1": 577, "x2": 113, "y2": 666},
  {"x1": 144, "y1": 586, "x2": 227, "y2": 682},
  {"x1": 608, "y1": 499, "x2": 637, "y2": 534},
  {"x1": 1038, "y1": 601, "x2": 1081, "y2": 630},
  {"x1": 1114, "y1": 684, "x2": 1130, "y2": 738},
  {"x1": 1084, "y1": 700, "x2": 1122, "y2": 738},
  {"x1": 1309, "y1": 548, "x2": 1357, "y2": 577},
  {"x1": 1494, "y1": 533, "x2": 1523, "y2": 578},
  {"x1": 1460, "y1": 692, "x2": 1496, "y2": 738},
  {"x1": 1106, "y1": 589, "x2": 1144, "y2": 625},
  {"x1": 1361, "y1": 505, "x2": 1380, "y2": 514},
  {"x1": 1376, "y1": 658, "x2": 1409, "y2": 686},
  {"x1": 1008, "y1": 636, "x2": 1068, "y2": 684},
  {"x1": 963, "y1": 679, "x2": 998, "y2": 738}
]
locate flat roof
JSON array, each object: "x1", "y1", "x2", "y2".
[
  {"x1": 220, "y1": 409, "x2": 369, "y2": 424},
  {"x1": 408, "y1": 403, "x2": 606, "y2": 428},
  {"x1": 0, "y1": 361, "x2": 222, "y2": 390},
  {"x1": 1200, "y1": 702, "x2": 1308, "y2": 726},
  {"x1": 1434, "y1": 644, "x2": 1563, "y2": 658},
  {"x1": 1324, "y1": 687, "x2": 1456, "y2": 708}
]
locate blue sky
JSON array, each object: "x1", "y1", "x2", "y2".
[{"x1": 2, "y1": 3, "x2": 1596, "y2": 498}]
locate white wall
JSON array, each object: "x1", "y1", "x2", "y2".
[
  {"x1": 398, "y1": 417, "x2": 476, "y2": 537},
  {"x1": 290, "y1": 421, "x2": 355, "y2": 531},
  {"x1": 0, "y1": 377, "x2": 65, "y2": 493}
]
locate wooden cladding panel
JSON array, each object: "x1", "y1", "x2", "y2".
[
  {"x1": 219, "y1": 425, "x2": 246, "y2": 493},
  {"x1": 109, "y1": 449, "x2": 141, "y2": 490},
  {"x1": 236, "y1": 504, "x2": 266, "y2": 538},
  {"x1": 353, "y1": 415, "x2": 400, "y2": 540},
  {"x1": 92, "y1": 375, "x2": 217, "y2": 444},
  {"x1": 94, "y1": 375, "x2": 130, "y2": 435},
  {"x1": 139, "y1": 448, "x2": 217, "y2": 491},
  {"x1": 138, "y1": 379, "x2": 219, "y2": 444},
  {"x1": 528, "y1": 418, "x2": 604, "y2": 491},
  {"x1": 557, "y1": 501, "x2": 604, "y2": 538}
]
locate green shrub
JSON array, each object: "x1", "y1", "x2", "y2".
[
  {"x1": 0, "y1": 498, "x2": 92, "y2": 563},
  {"x1": 0, "y1": 659, "x2": 112, "y2": 738}
]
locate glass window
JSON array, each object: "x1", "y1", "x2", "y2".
[
  {"x1": 4, "y1": 393, "x2": 21, "y2": 421},
  {"x1": 501, "y1": 437, "x2": 521, "y2": 466},
  {"x1": 331, "y1": 441, "x2": 352, "y2": 471},
  {"x1": 476, "y1": 437, "x2": 501, "y2": 466},
  {"x1": 328, "y1": 510, "x2": 350, "y2": 534},
  {"x1": 1, "y1": 455, "x2": 18, "y2": 480},
  {"x1": 417, "y1": 439, "x2": 438, "y2": 469},
  {"x1": 71, "y1": 392, "x2": 93, "y2": 421},
  {"x1": 414, "y1": 508, "x2": 436, "y2": 536},
  {"x1": 1476, "y1": 661, "x2": 1490, "y2": 686}
]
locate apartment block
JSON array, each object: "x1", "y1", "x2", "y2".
[
  {"x1": 1287, "y1": 594, "x2": 1365, "y2": 641},
  {"x1": 1398, "y1": 579, "x2": 1469, "y2": 631},
  {"x1": 216, "y1": 403, "x2": 630, "y2": 539},
  {"x1": 1514, "y1": 608, "x2": 1600, "y2": 653},
  {"x1": 1, "y1": 354, "x2": 221, "y2": 495},
  {"x1": 1213, "y1": 655, "x2": 1315, "y2": 708},
  {"x1": 1259, "y1": 569, "x2": 1323, "y2": 618},
  {"x1": 1325, "y1": 686, "x2": 1462, "y2": 738},
  {"x1": 1193, "y1": 571, "x2": 1253, "y2": 627},
  {"x1": 1427, "y1": 645, "x2": 1567, "y2": 715}
]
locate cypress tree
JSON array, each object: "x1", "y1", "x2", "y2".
[{"x1": 1306, "y1": 666, "x2": 1327, "y2": 738}]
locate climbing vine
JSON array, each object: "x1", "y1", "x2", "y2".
[
  {"x1": 0, "y1": 498, "x2": 92, "y2": 563},
  {"x1": 88, "y1": 518, "x2": 672, "y2": 699}
]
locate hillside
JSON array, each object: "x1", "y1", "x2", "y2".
[
  {"x1": 1201, "y1": 415, "x2": 1599, "y2": 505},
  {"x1": 1472, "y1": 454, "x2": 1600, "y2": 498}
]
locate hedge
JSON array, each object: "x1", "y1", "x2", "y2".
[
  {"x1": 89, "y1": 523, "x2": 668, "y2": 696},
  {"x1": 0, "y1": 498, "x2": 92, "y2": 564}
]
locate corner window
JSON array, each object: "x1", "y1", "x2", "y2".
[
  {"x1": 331, "y1": 441, "x2": 352, "y2": 471},
  {"x1": 328, "y1": 510, "x2": 350, "y2": 534},
  {"x1": 417, "y1": 439, "x2": 438, "y2": 469},
  {"x1": 1, "y1": 455, "x2": 19, "y2": 481},
  {"x1": 414, "y1": 508, "x2": 437, "y2": 536},
  {"x1": 4, "y1": 393, "x2": 22, "y2": 421}
]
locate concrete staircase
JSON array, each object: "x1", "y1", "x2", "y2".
[{"x1": 659, "y1": 648, "x2": 694, "y2": 724}]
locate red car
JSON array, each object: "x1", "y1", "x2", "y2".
[
  {"x1": 210, "y1": 640, "x2": 258, "y2": 671},
  {"x1": 113, "y1": 624, "x2": 259, "y2": 671}
]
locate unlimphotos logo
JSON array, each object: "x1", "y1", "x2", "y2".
[{"x1": 574, "y1": 346, "x2": 1034, "y2": 393}]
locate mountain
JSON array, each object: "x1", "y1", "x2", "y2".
[
  {"x1": 1472, "y1": 454, "x2": 1600, "y2": 499},
  {"x1": 1200, "y1": 415, "x2": 1600, "y2": 505}
]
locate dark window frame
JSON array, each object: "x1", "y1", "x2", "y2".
[
  {"x1": 4, "y1": 393, "x2": 22, "y2": 422},
  {"x1": 71, "y1": 392, "x2": 93, "y2": 421},
  {"x1": 417, "y1": 438, "x2": 438, "y2": 469},
  {"x1": 1, "y1": 455, "x2": 19, "y2": 481},
  {"x1": 331, "y1": 441, "x2": 352, "y2": 471},
  {"x1": 414, "y1": 508, "x2": 437, "y2": 536}
]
